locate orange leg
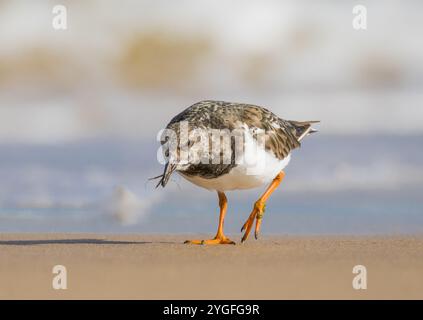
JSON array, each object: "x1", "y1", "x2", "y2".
[
  {"x1": 241, "y1": 171, "x2": 285, "y2": 243},
  {"x1": 185, "y1": 191, "x2": 235, "y2": 245}
]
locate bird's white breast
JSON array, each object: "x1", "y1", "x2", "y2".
[{"x1": 179, "y1": 128, "x2": 291, "y2": 191}]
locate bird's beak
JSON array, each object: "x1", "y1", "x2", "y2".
[{"x1": 159, "y1": 162, "x2": 177, "y2": 188}]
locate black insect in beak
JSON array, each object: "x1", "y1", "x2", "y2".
[{"x1": 149, "y1": 162, "x2": 177, "y2": 188}]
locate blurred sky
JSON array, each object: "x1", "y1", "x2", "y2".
[{"x1": 0, "y1": 0, "x2": 422, "y2": 234}]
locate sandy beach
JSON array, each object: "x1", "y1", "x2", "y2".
[{"x1": 1, "y1": 233, "x2": 422, "y2": 299}]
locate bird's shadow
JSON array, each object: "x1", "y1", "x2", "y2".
[{"x1": 0, "y1": 239, "x2": 175, "y2": 246}]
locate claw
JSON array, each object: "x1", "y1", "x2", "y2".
[
  {"x1": 255, "y1": 211, "x2": 264, "y2": 240},
  {"x1": 184, "y1": 237, "x2": 236, "y2": 245},
  {"x1": 240, "y1": 201, "x2": 265, "y2": 243}
]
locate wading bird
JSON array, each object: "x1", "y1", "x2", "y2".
[{"x1": 153, "y1": 100, "x2": 318, "y2": 244}]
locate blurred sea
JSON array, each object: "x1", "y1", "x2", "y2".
[{"x1": 1, "y1": 134, "x2": 422, "y2": 234}]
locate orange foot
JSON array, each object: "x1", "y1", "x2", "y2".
[
  {"x1": 241, "y1": 200, "x2": 266, "y2": 243},
  {"x1": 184, "y1": 236, "x2": 236, "y2": 245}
]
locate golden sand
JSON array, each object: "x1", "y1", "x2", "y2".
[{"x1": 1, "y1": 234, "x2": 422, "y2": 299}]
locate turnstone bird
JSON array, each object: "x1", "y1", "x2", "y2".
[{"x1": 153, "y1": 100, "x2": 318, "y2": 244}]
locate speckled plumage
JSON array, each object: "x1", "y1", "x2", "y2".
[{"x1": 156, "y1": 100, "x2": 318, "y2": 188}]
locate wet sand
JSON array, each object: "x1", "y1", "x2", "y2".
[{"x1": 0, "y1": 233, "x2": 422, "y2": 299}]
